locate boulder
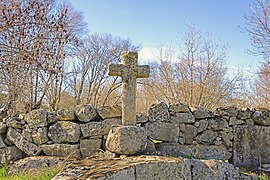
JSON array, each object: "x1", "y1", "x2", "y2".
[
  {"x1": 209, "y1": 117, "x2": 228, "y2": 130},
  {"x1": 148, "y1": 102, "x2": 170, "y2": 122},
  {"x1": 7, "y1": 128, "x2": 42, "y2": 156},
  {"x1": 80, "y1": 138, "x2": 102, "y2": 158},
  {"x1": 219, "y1": 131, "x2": 233, "y2": 148},
  {"x1": 169, "y1": 103, "x2": 190, "y2": 113},
  {"x1": 144, "y1": 121, "x2": 179, "y2": 142},
  {"x1": 202, "y1": 160, "x2": 244, "y2": 180},
  {"x1": 25, "y1": 109, "x2": 48, "y2": 129},
  {"x1": 106, "y1": 126, "x2": 147, "y2": 155},
  {"x1": 171, "y1": 112, "x2": 195, "y2": 124},
  {"x1": 233, "y1": 125, "x2": 270, "y2": 167},
  {"x1": 0, "y1": 146, "x2": 26, "y2": 164},
  {"x1": 8, "y1": 156, "x2": 63, "y2": 175},
  {"x1": 251, "y1": 110, "x2": 270, "y2": 126},
  {"x1": 237, "y1": 108, "x2": 251, "y2": 120},
  {"x1": 216, "y1": 106, "x2": 238, "y2": 117},
  {"x1": 197, "y1": 120, "x2": 208, "y2": 133},
  {"x1": 0, "y1": 121, "x2": 7, "y2": 134},
  {"x1": 143, "y1": 139, "x2": 157, "y2": 155},
  {"x1": 199, "y1": 130, "x2": 218, "y2": 144},
  {"x1": 42, "y1": 144, "x2": 81, "y2": 159},
  {"x1": 193, "y1": 107, "x2": 211, "y2": 119},
  {"x1": 245, "y1": 119, "x2": 254, "y2": 125},
  {"x1": 136, "y1": 114, "x2": 149, "y2": 124},
  {"x1": 0, "y1": 135, "x2": 6, "y2": 148},
  {"x1": 80, "y1": 118, "x2": 121, "y2": 138},
  {"x1": 75, "y1": 104, "x2": 98, "y2": 123},
  {"x1": 229, "y1": 117, "x2": 245, "y2": 126},
  {"x1": 52, "y1": 156, "x2": 253, "y2": 180},
  {"x1": 5, "y1": 117, "x2": 23, "y2": 129},
  {"x1": 32, "y1": 127, "x2": 49, "y2": 145},
  {"x1": 21, "y1": 128, "x2": 33, "y2": 142},
  {"x1": 98, "y1": 105, "x2": 122, "y2": 119},
  {"x1": 185, "y1": 125, "x2": 197, "y2": 144},
  {"x1": 48, "y1": 121, "x2": 80, "y2": 143},
  {"x1": 55, "y1": 109, "x2": 76, "y2": 121}
]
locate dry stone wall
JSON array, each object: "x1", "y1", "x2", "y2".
[{"x1": 0, "y1": 102, "x2": 269, "y2": 169}]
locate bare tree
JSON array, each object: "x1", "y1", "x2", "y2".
[
  {"x1": 245, "y1": 0, "x2": 270, "y2": 59},
  {"x1": 0, "y1": 0, "x2": 85, "y2": 111},
  {"x1": 245, "y1": 0, "x2": 270, "y2": 108},
  {"x1": 66, "y1": 33, "x2": 140, "y2": 109},
  {"x1": 140, "y1": 25, "x2": 241, "y2": 110}
]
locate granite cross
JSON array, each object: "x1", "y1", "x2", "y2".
[{"x1": 108, "y1": 51, "x2": 150, "y2": 125}]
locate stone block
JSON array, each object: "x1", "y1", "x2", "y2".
[
  {"x1": 197, "y1": 120, "x2": 208, "y2": 133},
  {"x1": 171, "y1": 112, "x2": 195, "y2": 124},
  {"x1": 55, "y1": 109, "x2": 76, "y2": 121},
  {"x1": 48, "y1": 121, "x2": 80, "y2": 143},
  {"x1": 8, "y1": 156, "x2": 62, "y2": 175},
  {"x1": 7, "y1": 128, "x2": 42, "y2": 156},
  {"x1": 80, "y1": 138, "x2": 102, "y2": 158},
  {"x1": 233, "y1": 125, "x2": 270, "y2": 167},
  {"x1": 185, "y1": 125, "x2": 197, "y2": 144},
  {"x1": 32, "y1": 127, "x2": 49, "y2": 145},
  {"x1": 0, "y1": 135, "x2": 6, "y2": 148},
  {"x1": 144, "y1": 121, "x2": 179, "y2": 142},
  {"x1": 193, "y1": 107, "x2": 211, "y2": 119},
  {"x1": 156, "y1": 143, "x2": 231, "y2": 160},
  {"x1": 135, "y1": 161, "x2": 183, "y2": 179},
  {"x1": 25, "y1": 109, "x2": 48, "y2": 129},
  {"x1": 98, "y1": 105, "x2": 122, "y2": 119},
  {"x1": 42, "y1": 144, "x2": 81, "y2": 159},
  {"x1": 6, "y1": 117, "x2": 23, "y2": 129},
  {"x1": 0, "y1": 121, "x2": 7, "y2": 134},
  {"x1": 216, "y1": 106, "x2": 238, "y2": 117},
  {"x1": 229, "y1": 117, "x2": 245, "y2": 125},
  {"x1": 169, "y1": 103, "x2": 190, "y2": 113},
  {"x1": 75, "y1": 104, "x2": 98, "y2": 123},
  {"x1": 237, "y1": 109, "x2": 251, "y2": 119},
  {"x1": 4, "y1": 146, "x2": 27, "y2": 163},
  {"x1": 143, "y1": 139, "x2": 156, "y2": 155},
  {"x1": 209, "y1": 117, "x2": 228, "y2": 130},
  {"x1": 219, "y1": 131, "x2": 233, "y2": 148},
  {"x1": 80, "y1": 118, "x2": 121, "y2": 138},
  {"x1": 199, "y1": 130, "x2": 218, "y2": 144},
  {"x1": 251, "y1": 111, "x2": 270, "y2": 125},
  {"x1": 136, "y1": 114, "x2": 149, "y2": 124},
  {"x1": 106, "y1": 126, "x2": 147, "y2": 155},
  {"x1": 21, "y1": 128, "x2": 33, "y2": 142},
  {"x1": 148, "y1": 102, "x2": 170, "y2": 122}
]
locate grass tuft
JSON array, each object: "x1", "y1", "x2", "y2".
[
  {"x1": 0, "y1": 163, "x2": 65, "y2": 180},
  {"x1": 0, "y1": 164, "x2": 8, "y2": 178}
]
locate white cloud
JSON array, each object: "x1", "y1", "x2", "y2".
[{"x1": 138, "y1": 47, "x2": 158, "y2": 61}]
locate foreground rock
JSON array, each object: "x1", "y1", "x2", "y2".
[
  {"x1": 106, "y1": 126, "x2": 147, "y2": 155},
  {"x1": 52, "y1": 156, "x2": 256, "y2": 180},
  {"x1": 7, "y1": 128, "x2": 42, "y2": 156},
  {"x1": 233, "y1": 125, "x2": 270, "y2": 167},
  {"x1": 8, "y1": 156, "x2": 63, "y2": 175},
  {"x1": 155, "y1": 143, "x2": 232, "y2": 160}
]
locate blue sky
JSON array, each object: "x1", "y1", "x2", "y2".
[{"x1": 63, "y1": 0, "x2": 262, "y2": 70}]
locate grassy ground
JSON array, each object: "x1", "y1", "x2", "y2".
[{"x1": 0, "y1": 163, "x2": 65, "y2": 180}]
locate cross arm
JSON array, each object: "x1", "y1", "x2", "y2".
[
  {"x1": 135, "y1": 65, "x2": 150, "y2": 78},
  {"x1": 108, "y1": 63, "x2": 124, "y2": 76}
]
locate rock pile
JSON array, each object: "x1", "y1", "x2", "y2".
[{"x1": 0, "y1": 102, "x2": 269, "y2": 168}]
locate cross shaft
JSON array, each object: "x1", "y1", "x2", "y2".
[{"x1": 108, "y1": 51, "x2": 150, "y2": 125}]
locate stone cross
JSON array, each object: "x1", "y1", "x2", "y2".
[{"x1": 108, "y1": 51, "x2": 150, "y2": 125}]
